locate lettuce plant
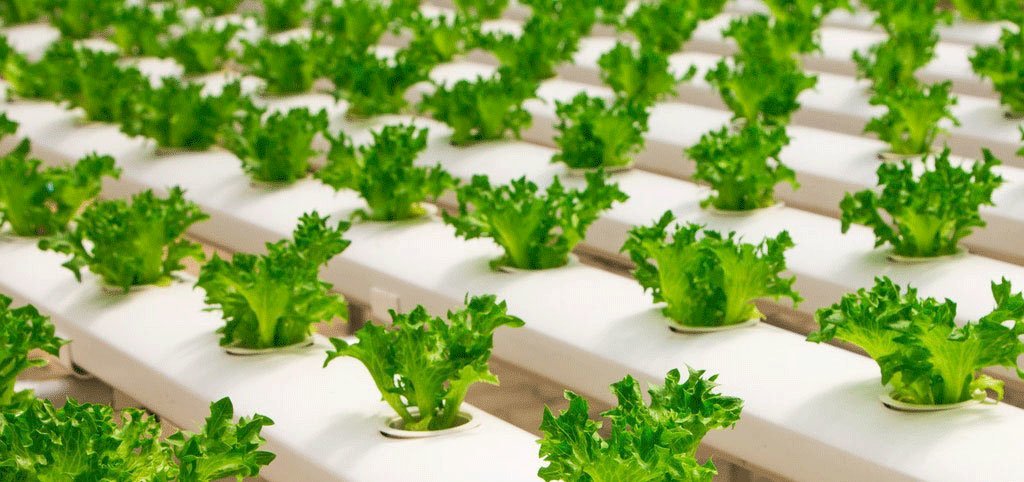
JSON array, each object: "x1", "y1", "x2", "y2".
[
  {"x1": 166, "y1": 21, "x2": 241, "y2": 75},
  {"x1": 0, "y1": 295, "x2": 66, "y2": 408},
  {"x1": 404, "y1": 11, "x2": 478, "y2": 65},
  {"x1": 185, "y1": 0, "x2": 243, "y2": 15},
  {"x1": 759, "y1": 0, "x2": 852, "y2": 58},
  {"x1": 120, "y1": 78, "x2": 251, "y2": 150},
  {"x1": 552, "y1": 93, "x2": 648, "y2": 170},
  {"x1": 111, "y1": 4, "x2": 179, "y2": 57},
  {"x1": 623, "y1": 212, "x2": 801, "y2": 327},
  {"x1": 809, "y1": 277, "x2": 1024, "y2": 405},
  {"x1": 865, "y1": 81, "x2": 958, "y2": 156},
  {"x1": 316, "y1": 124, "x2": 456, "y2": 221},
  {"x1": 854, "y1": 1, "x2": 948, "y2": 91},
  {"x1": 0, "y1": 397, "x2": 274, "y2": 480},
  {"x1": 687, "y1": 124, "x2": 795, "y2": 211},
  {"x1": 598, "y1": 42, "x2": 683, "y2": 106},
  {"x1": 444, "y1": 172, "x2": 627, "y2": 270},
  {"x1": 241, "y1": 36, "x2": 324, "y2": 95},
  {"x1": 419, "y1": 73, "x2": 537, "y2": 145},
  {"x1": 39, "y1": 188, "x2": 209, "y2": 291},
  {"x1": 623, "y1": 0, "x2": 725, "y2": 55},
  {"x1": 538, "y1": 368, "x2": 742, "y2": 482},
  {"x1": 263, "y1": 0, "x2": 307, "y2": 32},
  {"x1": 0, "y1": 144, "x2": 119, "y2": 237},
  {"x1": 453, "y1": 0, "x2": 508, "y2": 19},
  {"x1": 312, "y1": 0, "x2": 408, "y2": 54},
  {"x1": 477, "y1": 15, "x2": 583, "y2": 82},
  {"x1": 222, "y1": 107, "x2": 327, "y2": 183},
  {"x1": 950, "y1": 0, "x2": 1019, "y2": 21},
  {"x1": 46, "y1": 0, "x2": 119, "y2": 39},
  {"x1": 197, "y1": 212, "x2": 349, "y2": 349},
  {"x1": 327, "y1": 48, "x2": 430, "y2": 118},
  {"x1": 522, "y1": 0, "x2": 625, "y2": 35},
  {"x1": 325, "y1": 295, "x2": 523, "y2": 431},
  {"x1": 0, "y1": 39, "x2": 78, "y2": 101},
  {"x1": 706, "y1": 59, "x2": 817, "y2": 127},
  {"x1": 63, "y1": 48, "x2": 148, "y2": 123},
  {"x1": 841, "y1": 148, "x2": 1002, "y2": 258},
  {"x1": 971, "y1": 26, "x2": 1024, "y2": 117},
  {"x1": 0, "y1": 0, "x2": 43, "y2": 24}
]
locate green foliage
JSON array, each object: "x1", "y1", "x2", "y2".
[
  {"x1": 419, "y1": 73, "x2": 537, "y2": 145},
  {"x1": 0, "y1": 39, "x2": 78, "y2": 101},
  {"x1": 45, "y1": 0, "x2": 119, "y2": 39},
  {"x1": 0, "y1": 0, "x2": 43, "y2": 25},
  {"x1": 760, "y1": 0, "x2": 852, "y2": 57},
  {"x1": 0, "y1": 295, "x2": 66, "y2": 407},
  {"x1": 0, "y1": 397, "x2": 274, "y2": 480},
  {"x1": 686, "y1": 124, "x2": 795, "y2": 211},
  {"x1": 522, "y1": 0, "x2": 626, "y2": 35},
  {"x1": 477, "y1": 15, "x2": 583, "y2": 82},
  {"x1": 809, "y1": 278, "x2": 1024, "y2": 405},
  {"x1": 120, "y1": 78, "x2": 252, "y2": 150},
  {"x1": 552, "y1": 93, "x2": 648, "y2": 169},
  {"x1": 312, "y1": 0, "x2": 409, "y2": 54},
  {"x1": 241, "y1": 35, "x2": 324, "y2": 95},
  {"x1": 854, "y1": 0, "x2": 949, "y2": 91},
  {"x1": 327, "y1": 48, "x2": 430, "y2": 118},
  {"x1": 950, "y1": 0, "x2": 1019, "y2": 21},
  {"x1": 325, "y1": 295, "x2": 524, "y2": 431},
  {"x1": 598, "y1": 42, "x2": 683, "y2": 106},
  {"x1": 263, "y1": 0, "x2": 308, "y2": 32},
  {"x1": 453, "y1": 0, "x2": 508, "y2": 19},
  {"x1": 63, "y1": 48, "x2": 148, "y2": 123},
  {"x1": 316, "y1": 124, "x2": 456, "y2": 221},
  {"x1": 864, "y1": 81, "x2": 958, "y2": 156},
  {"x1": 623, "y1": 212, "x2": 800, "y2": 327},
  {"x1": 538, "y1": 368, "x2": 742, "y2": 482},
  {"x1": 222, "y1": 107, "x2": 327, "y2": 183},
  {"x1": 624, "y1": 0, "x2": 727, "y2": 55},
  {"x1": 166, "y1": 21, "x2": 241, "y2": 74},
  {"x1": 111, "y1": 4, "x2": 179, "y2": 57},
  {"x1": 841, "y1": 148, "x2": 1002, "y2": 258},
  {"x1": 39, "y1": 187, "x2": 209, "y2": 291},
  {"x1": 444, "y1": 172, "x2": 628, "y2": 270},
  {"x1": 404, "y1": 11, "x2": 478, "y2": 65},
  {"x1": 185, "y1": 0, "x2": 243, "y2": 16},
  {"x1": 197, "y1": 212, "x2": 349, "y2": 349},
  {"x1": 0, "y1": 144, "x2": 119, "y2": 237},
  {"x1": 971, "y1": 25, "x2": 1024, "y2": 117},
  {"x1": 706, "y1": 58, "x2": 817, "y2": 127}
]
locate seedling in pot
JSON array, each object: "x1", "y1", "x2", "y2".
[
  {"x1": 841, "y1": 148, "x2": 1001, "y2": 260},
  {"x1": 808, "y1": 277, "x2": 1024, "y2": 408},
  {"x1": 324, "y1": 295, "x2": 524, "y2": 433},
  {"x1": 419, "y1": 72, "x2": 537, "y2": 146},
  {"x1": 865, "y1": 81, "x2": 958, "y2": 157},
  {"x1": 622, "y1": 211, "x2": 801, "y2": 330},
  {"x1": 552, "y1": 93, "x2": 648, "y2": 171},
  {"x1": 240, "y1": 35, "x2": 325, "y2": 95},
  {"x1": 326, "y1": 47, "x2": 431, "y2": 119},
  {"x1": 197, "y1": 212, "x2": 349, "y2": 351},
  {"x1": 316, "y1": 124, "x2": 457, "y2": 222},
  {"x1": 222, "y1": 106, "x2": 328, "y2": 184},
  {"x1": 598, "y1": 42, "x2": 684, "y2": 107},
  {"x1": 443, "y1": 172, "x2": 627, "y2": 271},
  {"x1": 39, "y1": 187, "x2": 209, "y2": 292},
  {"x1": 538, "y1": 367, "x2": 743, "y2": 481}
]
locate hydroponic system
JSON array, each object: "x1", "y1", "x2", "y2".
[{"x1": 0, "y1": 0, "x2": 1023, "y2": 480}]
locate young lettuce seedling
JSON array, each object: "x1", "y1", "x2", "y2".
[
  {"x1": 316, "y1": 124, "x2": 457, "y2": 221},
  {"x1": 841, "y1": 148, "x2": 1002, "y2": 258},
  {"x1": 46, "y1": 0, "x2": 119, "y2": 39},
  {"x1": 197, "y1": 212, "x2": 349, "y2": 350},
  {"x1": 538, "y1": 368, "x2": 743, "y2": 482},
  {"x1": 39, "y1": 187, "x2": 209, "y2": 292},
  {"x1": 598, "y1": 42, "x2": 684, "y2": 106},
  {"x1": 444, "y1": 172, "x2": 628, "y2": 270},
  {"x1": 622, "y1": 212, "x2": 801, "y2": 328},
  {"x1": 0, "y1": 145, "x2": 120, "y2": 237},
  {"x1": 62, "y1": 48, "x2": 149, "y2": 123},
  {"x1": 864, "y1": 81, "x2": 958, "y2": 156},
  {"x1": 222, "y1": 107, "x2": 328, "y2": 183},
  {"x1": 241, "y1": 35, "x2": 325, "y2": 95},
  {"x1": 111, "y1": 3, "x2": 179, "y2": 57},
  {"x1": 311, "y1": 0, "x2": 410, "y2": 54},
  {"x1": 552, "y1": 93, "x2": 649, "y2": 170},
  {"x1": 0, "y1": 397, "x2": 275, "y2": 479},
  {"x1": 950, "y1": 0, "x2": 1019, "y2": 21},
  {"x1": 971, "y1": 25, "x2": 1024, "y2": 117},
  {"x1": 854, "y1": 1, "x2": 949, "y2": 92},
  {"x1": 477, "y1": 15, "x2": 584, "y2": 82},
  {"x1": 0, "y1": 0, "x2": 43, "y2": 25},
  {"x1": 166, "y1": 21, "x2": 241, "y2": 75},
  {"x1": 453, "y1": 0, "x2": 509, "y2": 19},
  {"x1": 327, "y1": 48, "x2": 430, "y2": 118},
  {"x1": 686, "y1": 124, "x2": 796, "y2": 211},
  {"x1": 404, "y1": 11, "x2": 478, "y2": 65},
  {"x1": 0, "y1": 295, "x2": 67, "y2": 408},
  {"x1": 623, "y1": 0, "x2": 727, "y2": 55},
  {"x1": 419, "y1": 73, "x2": 537, "y2": 145},
  {"x1": 759, "y1": 0, "x2": 853, "y2": 58},
  {"x1": 0, "y1": 39, "x2": 78, "y2": 101},
  {"x1": 521, "y1": 0, "x2": 626, "y2": 36},
  {"x1": 263, "y1": 0, "x2": 308, "y2": 33},
  {"x1": 706, "y1": 59, "x2": 817, "y2": 127},
  {"x1": 324, "y1": 295, "x2": 524, "y2": 431},
  {"x1": 185, "y1": 0, "x2": 244, "y2": 16},
  {"x1": 120, "y1": 78, "x2": 252, "y2": 150},
  {"x1": 809, "y1": 277, "x2": 1024, "y2": 406}
]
